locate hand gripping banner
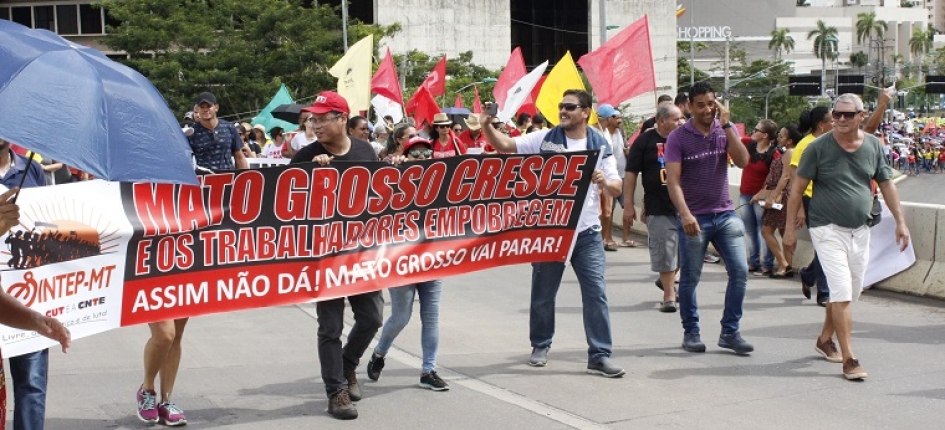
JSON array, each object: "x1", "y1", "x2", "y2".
[{"x1": 0, "y1": 151, "x2": 598, "y2": 356}]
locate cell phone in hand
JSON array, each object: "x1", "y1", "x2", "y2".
[{"x1": 486, "y1": 102, "x2": 498, "y2": 116}]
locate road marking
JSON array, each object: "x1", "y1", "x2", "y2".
[{"x1": 295, "y1": 303, "x2": 611, "y2": 430}]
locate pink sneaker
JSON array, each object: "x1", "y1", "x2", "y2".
[
  {"x1": 135, "y1": 386, "x2": 159, "y2": 423},
  {"x1": 158, "y1": 402, "x2": 187, "y2": 426}
]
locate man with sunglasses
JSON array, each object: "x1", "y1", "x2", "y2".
[
  {"x1": 784, "y1": 94, "x2": 909, "y2": 381},
  {"x1": 664, "y1": 81, "x2": 752, "y2": 355},
  {"x1": 480, "y1": 89, "x2": 626, "y2": 378},
  {"x1": 189, "y1": 92, "x2": 249, "y2": 171},
  {"x1": 289, "y1": 91, "x2": 381, "y2": 420}
]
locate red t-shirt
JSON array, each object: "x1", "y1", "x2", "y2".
[
  {"x1": 458, "y1": 129, "x2": 487, "y2": 149},
  {"x1": 432, "y1": 133, "x2": 467, "y2": 158},
  {"x1": 740, "y1": 144, "x2": 781, "y2": 195}
]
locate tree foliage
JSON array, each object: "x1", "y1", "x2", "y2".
[
  {"x1": 101, "y1": 0, "x2": 395, "y2": 119},
  {"x1": 768, "y1": 28, "x2": 795, "y2": 60},
  {"x1": 855, "y1": 12, "x2": 887, "y2": 46},
  {"x1": 394, "y1": 50, "x2": 501, "y2": 108}
]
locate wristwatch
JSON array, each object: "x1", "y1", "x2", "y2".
[{"x1": 722, "y1": 122, "x2": 733, "y2": 130}]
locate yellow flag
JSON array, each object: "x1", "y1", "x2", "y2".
[
  {"x1": 329, "y1": 35, "x2": 373, "y2": 112},
  {"x1": 536, "y1": 51, "x2": 597, "y2": 126}
]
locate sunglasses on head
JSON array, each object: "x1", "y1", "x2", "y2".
[
  {"x1": 558, "y1": 102, "x2": 584, "y2": 111},
  {"x1": 408, "y1": 149, "x2": 433, "y2": 158},
  {"x1": 831, "y1": 111, "x2": 860, "y2": 120}
]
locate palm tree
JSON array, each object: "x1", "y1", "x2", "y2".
[
  {"x1": 850, "y1": 51, "x2": 869, "y2": 72},
  {"x1": 855, "y1": 12, "x2": 888, "y2": 45},
  {"x1": 768, "y1": 28, "x2": 795, "y2": 60},
  {"x1": 808, "y1": 20, "x2": 838, "y2": 96},
  {"x1": 910, "y1": 28, "x2": 934, "y2": 74}
]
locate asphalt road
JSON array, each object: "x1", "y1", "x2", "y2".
[
  {"x1": 894, "y1": 169, "x2": 945, "y2": 204},
  {"x1": 15, "y1": 232, "x2": 945, "y2": 429}
]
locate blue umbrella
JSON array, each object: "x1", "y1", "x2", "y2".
[{"x1": 0, "y1": 20, "x2": 197, "y2": 185}]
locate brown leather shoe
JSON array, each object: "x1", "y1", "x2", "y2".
[
  {"x1": 815, "y1": 337, "x2": 842, "y2": 363},
  {"x1": 328, "y1": 389, "x2": 358, "y2": 420},
  {"x1": 344, "y1": 369, "x2": 362, "y2": 401},
  {"x1": 843, "y1": 358, "x2": 868, "y2": 380}
]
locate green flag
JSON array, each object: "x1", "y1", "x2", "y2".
[{"x1": 251, "y1": 84, "x2": 297, "y2": 133}]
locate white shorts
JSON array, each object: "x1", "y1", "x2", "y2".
[{"x1": 809, "y1": 224, "x2": 870, "y2": 303}]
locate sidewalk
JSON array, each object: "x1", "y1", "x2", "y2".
[{"x1": 17, "y1": 231, "x2": 945, "y2": 429}]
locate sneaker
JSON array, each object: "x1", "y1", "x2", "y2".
[
  {"x1": 158, "y1": 402, "x2": 187, "y2": 427},
  {"x1": 718, "y1": 332, "x2": 754, "y2": 354},
  {"x1": 682, "y1": 332, "x2": 706, "y2": 353},
  {"x1": 344, "y1": 369, "x2": 362, "y2": 402},
  {"x1": 815, "y1": 337, "x2": 843, "y2": 363},
  {"x1": 843, "y1": 358, "x2": 868, "y2": 380},
  {"x1": 587, "y1": 358, "x2": 625, "y2": 378},
  {"x1": 328, "y1": 389, "x2": 358, "y2": 420},
  {"x1": 366, "y1": 352, "x2": 386, "y2": 381},
  {"x1": 529, "y1": 347, "x2": 549, "y2": 367},
  {"x1": 704, "y1": 254, "x2": 721, "y2": 264},
  {"x1": 419, "y1": 371, "x2": 450, "y2": 391},
  {"x1": 135, "y1": 386, "x2": 159, "y2": 423},
  {"x1": 659, "y1": 301, "x2": 677, "y2": 313}
]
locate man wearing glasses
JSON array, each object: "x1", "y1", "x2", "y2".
[
  {"x1": 784, "y1": 94, "x2": 909, "y2": 381},
  {"x1": 289, "y1": 92, "x2": 381, "y2": 420},
  {"x1": 480, "y1": 89, "x2": 626, "y2": 378},
  {"x1": 189, "y1": 92, "x2": 249, "y2": 171}
]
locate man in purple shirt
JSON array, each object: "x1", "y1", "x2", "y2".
[{"x1": 665, "y1": 82, "x2": 752, "y2": 354}]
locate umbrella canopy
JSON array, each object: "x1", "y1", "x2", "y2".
[
  {"x1": 0, "y1": 20, "x2": 197, "y2": 185},
  {"x1": 270, "y1": 103, "x2": 307, "y2": 124},
  {"x1": 440, "y1": 107, "x2": 471, "y2": 116}
]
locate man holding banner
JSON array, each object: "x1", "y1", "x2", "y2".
[
  {"x1": 289, "y1": 92, "x2": 382, "y2": 420},
  {"x1": 480, "y1": 90, "x2": 625, "y2": 378}
]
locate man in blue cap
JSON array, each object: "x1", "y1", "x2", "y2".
[{"x1": 595, "y1": 104, "x2": 634, "y2": 250}]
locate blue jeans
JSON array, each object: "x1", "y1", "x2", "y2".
[
  {"x1": 801, "y1": 197, "x2": 830, "y2": 301},
  {"x1": 677, "y1": 211, "x2": 749, "y2": 335},
  {"x1": 375, "y1": 280, "x2": 443, "y2": 373},
  {"x1": 9, "y1": 349, "x2": 48, "y2": 430},
  {"x1": 738, "y1": 194, "x2": 774, "y2": 271},
  {"x1": 530, "y1": 227, "x2": 613, "y2": 363}
]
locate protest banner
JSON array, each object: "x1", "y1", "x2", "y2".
[{"x1": 0, "y1": 151, "x2": 598, "y2": 356}]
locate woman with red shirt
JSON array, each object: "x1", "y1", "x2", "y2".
[
  {"x1": 430, "y1": 113, "x2": 467, "y2": 158},
  {"x1": 740, "y1": 119, "x2": 780, "y2": 276}
]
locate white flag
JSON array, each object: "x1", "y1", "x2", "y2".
[
  {"x1": 497, "y1": 60, "x2": 549, "y2": 123},
  {"x1": 371, "y1": 94, "x2": 403, "y2": 130}
]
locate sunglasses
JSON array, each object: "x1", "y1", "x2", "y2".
[
  {"x1": 436, "y1": 124, "x2": 451, "y2": 129},
  {"x1": 831, "y1": 111, "x2": 860, "y2": 120},
  {"x1": 558, "y1": 102, "x2": 584, "y2": 111},
  {"x1": 408, "y1": 149, "x2": 433, "y2": 158},
  {"x1": 400, "y1": 133, "x2": 417, "y2": 140}
]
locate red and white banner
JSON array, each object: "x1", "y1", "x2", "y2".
[{"x1": 0, "y1": 152, "x2": 598, "y2": 356}]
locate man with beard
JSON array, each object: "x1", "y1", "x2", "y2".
[
  {"x1": 481, "y1": 89, "x2": 625, "y2": 378},
  {"x1": 290, "y1": 92, "x2": 382, "y2": 420},
  {"x1": 664, "y1": 81, "x2": 753, "y2": 355}
]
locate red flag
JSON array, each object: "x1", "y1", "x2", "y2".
[
  {"x1": 419, "y1": 56, "x2": 447, "y2": 97},
  {"x1": 454, "y1": 93, "x2": 464, "y2": 109},
  {"x1": 577, "y1": 15, "x2": 656, "y2": 105},
  {"x1": 405, "y1": 85, "x2": 441, "y2": 127},
  {"x1": 493, "y1": 48, "x2": 528, "y2": 110},
  {"x1": 472, "y1": 85, "x2": 482, "y2": 113},
  {"x1": 371, "y1": 48, "x2": 403, "y2": 105}
]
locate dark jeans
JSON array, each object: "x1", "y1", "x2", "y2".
[
  {"x1": 316, "y1": 291, "x2": 383, "y2": 396},
  {"x1": 10, "y1": 349, "x2": 48, "y2": 430},
  {"x1": 801, "y1": 197, "x2": 829, "y2": 302}
]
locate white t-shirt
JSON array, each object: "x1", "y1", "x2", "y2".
[
  {"x1": 290, "y1": 133, "x2": 316, "y2": 152},
  {"x1": 515, "y1": 128, "x2": 620, "y2": 233},
  {"x1": 264, "y1": 142, "x2": 287, "y2": 159}
]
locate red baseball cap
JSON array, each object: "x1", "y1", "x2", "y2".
[
  {"x1": 303, "y1": 91, "x2": 350, "y2": 115},
  {"x1": 402, "y1": 136, "x2": 432, "y2": 153}
]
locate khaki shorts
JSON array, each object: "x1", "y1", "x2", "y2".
[{"x1": 809, "y1": 224, "x2": 870, "y2": 303}]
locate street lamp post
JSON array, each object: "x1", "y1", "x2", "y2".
[
  {"x1": 455, "y1": 77, "x2": 498, "y2": 95},
  {"x1": 727, "y1": 61, "x2": 795, "y2": 107}
]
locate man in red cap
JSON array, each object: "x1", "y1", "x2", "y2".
[{"x1": 289, "y1": 91, "x2": 380, "y2": 420}]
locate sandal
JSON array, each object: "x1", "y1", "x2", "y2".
[
  {"x1": 604, "y1": 242, "x2": 618, "y2": 252},
  {"x1": 620, "y1": 240, "x2": 638, "y2": 248}
]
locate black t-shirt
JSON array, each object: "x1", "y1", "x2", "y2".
[
  {"x1": 289, "y1": 137, "x2": 377, "y2": 163},
  {"x1": 640, "y1": 116, "x2": 657, "y2": 133},
  {"x1": 626, "y1": 129, "x2": 676, "y2": 216}
]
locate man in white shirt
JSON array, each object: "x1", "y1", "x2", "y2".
[{"x1": 481, "y1": 89, "x2": 625, "y2": 378}]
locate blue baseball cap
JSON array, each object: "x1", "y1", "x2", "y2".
[{"x1": 596, "y1": 104, "x2": 619, "y2": 118}]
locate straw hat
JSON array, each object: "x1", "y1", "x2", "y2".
[
  {"x1": 464, "y1": 114, "x2": 482, "y2": 131},
  {"x1": 432, "y1": 112, "x2": 451, "y2": 125}
]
